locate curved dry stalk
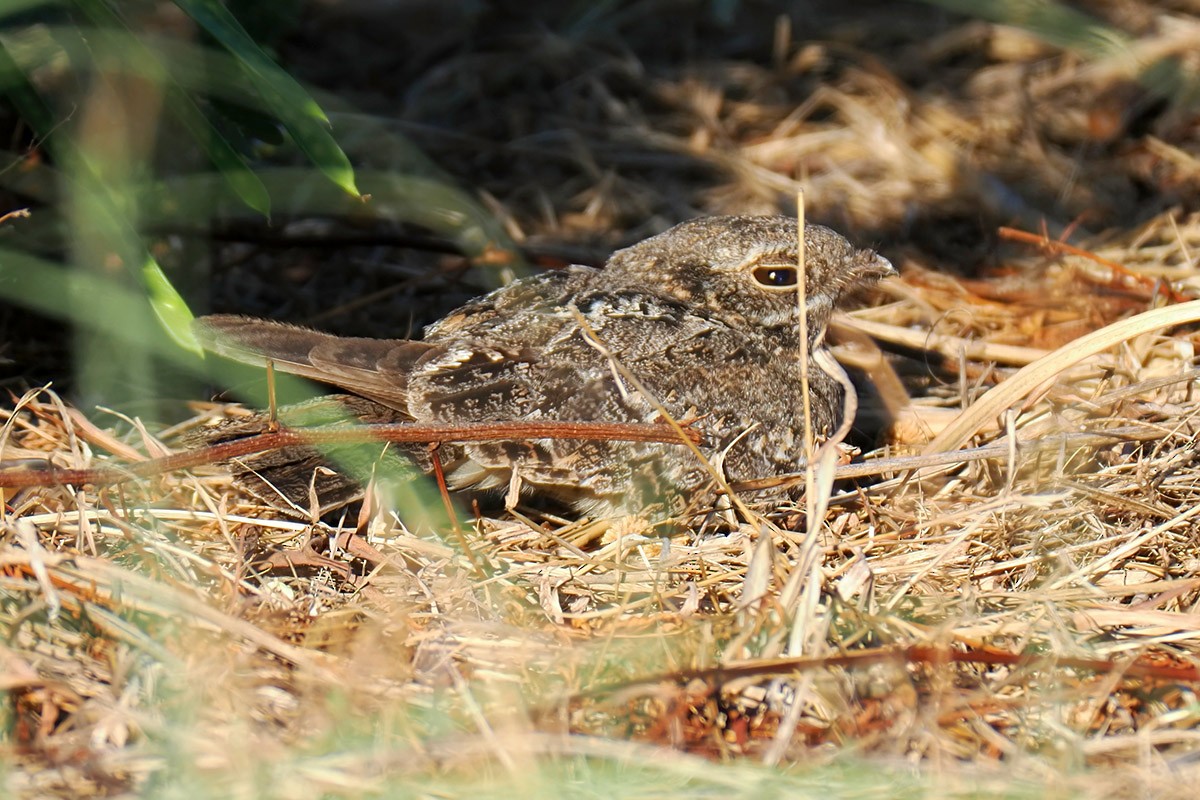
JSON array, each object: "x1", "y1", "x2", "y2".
[{"x1": 922, "y1": 299, "x2": 1200, "y2": 456}]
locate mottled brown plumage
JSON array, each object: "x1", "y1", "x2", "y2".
[{"x1": 194, "y1": 215, "x2": 893, "y2": 519}]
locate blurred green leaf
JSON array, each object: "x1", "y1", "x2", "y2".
[
  {"x1": 144, "y1": 168, "x2": 523, "y2": 275},
  {"x1": 0, "y1": 247, "x2": 189, "y2": 361},
  {"x1": 1, "y1": 22, "x2": 387, "y2": 219},
  {"x1": 0, "y1": 0, "x2": 62, "y2": 21},
  {"x1": 164, "y1": 89, "x2": 272, "y2": 217},
  {"x1": 2, "y1": 20, "x2": 199, "y2": 366},
  {"x1": 923, "y1": 0, "x2": 1131, "y2": 60},
  {"x1": 66, "y1": 0, "x2": 273, "y2": 216},
  {"x1": 921, "y1": 0, "x2": 1200, "y2": 118},
  {"x1": 141, "y1": 254, "x2": 201, "y2": 354},
  {"x1": 174, "y1": 0, "x2": 360, "y2": 197},
  {"x1": 0, "y1": 0, "x2": 514, "y2": 396},
  {"x1": 0, "y1": 35, "x2": 57, "y2": 135}
]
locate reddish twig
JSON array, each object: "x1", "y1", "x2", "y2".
[
  {"x1": 579, "y1": 642, "x2": 1200, "y2": 700},
  {"x1": 427, "y1": 442, "x2": 486, "y2": 576},
  {"x1": 0, "y1": 421, "x2": 699, "y2": 489},
  {"x1": 998, "y1": 225, "x2": 1189, "y2": 303},
  {"x1": 427, "y1": 443, "x2": 459, "y2": 532}
]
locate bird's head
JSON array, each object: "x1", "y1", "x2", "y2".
[{"x1": 600, "y1": 215, "x2": 893, "y2": 341}]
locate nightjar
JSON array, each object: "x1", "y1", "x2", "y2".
[{"x1": 194, "y1": 215, "x2": 893, "y2": 520}]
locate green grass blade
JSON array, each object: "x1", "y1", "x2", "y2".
[
  {"x1": 0, "y1": 0, "x2": 63, "y2": 21},
  {"x1": 0, "y1": 35, "x2": 57, "y2": 135},
  {"x1": 922, "y1": 0, "x2": 1131, "y2": 60},
  {"x1": 0, "y1": 247, "x2": 189, "y2": 361},
  {"x1": 164, "y1": 88, "x2": 273, "y2": 217},
  {"x1": 60, "y1": 1, "x2": 272, "y2": 217},
  {"x1": 173, "y1": 0, "x2": 360, "y2": 198},
  {"x1": 1, "y1": 30, "x2": 199, "y2": 358},
  {"x1": 143, "y1": 168, "x2": 524, "y2": 278},
  {"x1": 141, "y1": 253, "x2": 201, "y2": 354}
]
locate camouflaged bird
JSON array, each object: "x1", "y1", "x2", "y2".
[{"x1": 194, "y1": 215, "x2": 893, "y2": 521}]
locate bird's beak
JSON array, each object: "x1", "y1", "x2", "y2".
[
  {"x1": 867, "y1": 252, "x2": 896, "y2": 279},
  {"x1": 842, "y1": 251, "x2": 895, "y2": 288}
]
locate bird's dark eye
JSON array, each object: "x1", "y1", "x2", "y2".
[{"x1": 751, "y1": 265, "x2": 799, "y2": 288}]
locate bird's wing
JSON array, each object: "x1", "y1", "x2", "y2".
[
  {"x1": 414, "y1": 287, "x2": 732, "y2": 421},
  {"x1": 193, "y1": 315, "x2": 437, "y2": 411},
  {"x1": 408, "y1": 288, "x2": 737, "y2": 499},
  {"x1": 423, "y1": 266, "x2": 598, "y2": 340}
]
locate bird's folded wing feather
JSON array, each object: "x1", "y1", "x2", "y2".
[{"x1": 193, "y1": 315, "x2": 436, "y2": 410}]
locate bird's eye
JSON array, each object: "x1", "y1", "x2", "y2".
[{"x1": 751, "y1": 265, "x2": 799, "y2": 288}]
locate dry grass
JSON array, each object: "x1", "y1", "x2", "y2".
[
  {"x1": 5, "y1": 1, "x2": 1200, "y2": 797},
  {"x1": 7, "y1": 209, "x2": 1200, "y2": 796}
]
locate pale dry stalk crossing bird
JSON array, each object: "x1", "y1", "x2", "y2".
[{"x1": 194, "y1": 215, "x2": 893, "y2": 522}]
